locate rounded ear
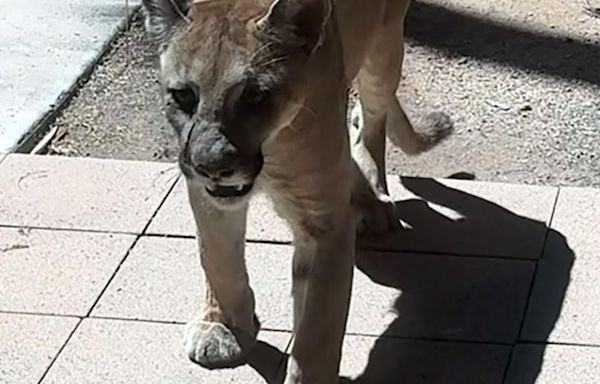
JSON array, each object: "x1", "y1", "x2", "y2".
[
  {"x1": 257, "y1": 0, "x2": 332, "y2": 54},
  {"x1": 142, "y1": 0, "x2": 191, "y2": 45}
]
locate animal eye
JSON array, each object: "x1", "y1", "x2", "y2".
[
  {"x1": 240, "y1": 84, "x2": 272, "y2": 108},
  {"x1": 169, "y1": 87, "x2": 198, "y2": 115}
]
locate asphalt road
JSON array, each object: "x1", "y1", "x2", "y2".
[{"x1": 49, "y1": 2, "x2": 600, "y2": 187}]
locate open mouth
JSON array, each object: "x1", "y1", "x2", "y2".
[{"x1": 206, "y1": 183, "x2": 254, "y2": 198}]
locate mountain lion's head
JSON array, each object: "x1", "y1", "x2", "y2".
[{"x1": 143, "y1": 0, "x2": 331, "y2": 207}]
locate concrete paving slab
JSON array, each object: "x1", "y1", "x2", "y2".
[
  {"x1": 92, "y1": 237, "x2": 294, "y2": 328},
  {"x1": 339, "y1": 335, "x2": 510, "y2": 384},
  {"x1": 521, "y1": 187, "x2": 600, "y2": 345},
  {"x1": 145, "y1": 179, "x2": 193, "y2": 236},
  {"x1": 93, "y1": 236, "x2": 534, "y2": 343},
  {"x1": 91, "y1": 236, "x2": 202, "y2": 322},
  {"x1": 505, "y1": 344, "x2": 600, "y2": 384},
  {"x1": 41, "y1": 318, "x2": 290, "y2": 384},
  {"x1": 148, "y1": 178, "x2": 292, "y2": 242},
  {"x1": 0, "y1": 0, "x2": 140, "y2": 152},
  {"x1": 0, "y1": 313, "x2": 79, "y2": 384},
  {"x1": 0, "y1": 155, "x2": 177, "y2": 233},
  {"x1": 363, "y1": 177, "x2": 558, "y2": 259},
  {"x1": 149, "y1": 177, "x2": 557, "y2": 259},
  {"x1": 0, "y1": 227, "x2": 135, "y2": 316},
  {"x1": 348, "y1": 251, "x2": 534, "y2": 343}
]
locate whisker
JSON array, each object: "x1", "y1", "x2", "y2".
[
  {"x1": 254, "y1": 56, "x2": 288, "y2": 69},
  {"x1": 169, "y1": 0, "x2": 191, "y2": 23},
  {"x1": 251, "y1": 41, "x2": 277, "y2": 61}
]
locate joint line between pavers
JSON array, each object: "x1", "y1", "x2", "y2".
[
  {"x1": 88, "y1": 315, "x2": 184, "y2": 326},
  {"x1": 143, "y1": 232, "x2": 196, "y2": 239},
  {"x1": 141, "y1": 235, "x2": 551, "y2": 262},
  {"x1": 143, "y1": 232, "x2": 294, "y2": 248},
  {"x1": 84, "y1": 235, "x2": 143, "y2": 318},
  {"x1": 89, "y1": 315, "x2": 300, "y2": 340},
  {"x1": 245, "y1": 238, "x2": 294, "y2": 246},
  {"x1": 275, "y1": 334, "x2": 294, "y2": 382},
  {"x1": 0, "y1": 223, "x2": 138, "y2": 236},
  {"x1": 545, "y1": 187, "x2": 563, "y2": 232},
  {"x1": 515, "y1": 187, "x2": 561, "y2": 340},
  {"x1": 0, "y1": 309, "x2": 82, "y2": 320},
  {"x1": 84, "y1": 174, "x2": 182, "y2": 318},
  {"x1": 501, "y1": 345, "x2": 516, "y2": 384},
  {"x1": 342, "y1": 332, "x2": 513, "y2": 347},
  {"x1": 92, "y1": 314, "x2": 297, "y2": 337},
  {"x1": 138, "y1": 233, "x2": 548, "y2": 263},
  {"x1": 359, "y1": 247, "x2": 541, "y2": 263},
  {"x1": 142, "y1": 174, "x2": 182, "y2": 236},
  {"x1": 140, "y1": 231, "x2": 541, "y2": 267},
  {"x1": 36, "y1": 318, "x2": 83, "y2": 384},
  {"x1": 501, "y1": 187, "x2": 562, "y2": 384},
  {"x1": 517, "y1": 339, "x2": 600, "y2": 349}
]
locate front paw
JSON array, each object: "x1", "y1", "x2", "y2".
[{"x1": 184, "y1": 317, "x2": 259, "y2": 370}]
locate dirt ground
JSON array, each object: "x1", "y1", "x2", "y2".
[{"x1": 49, "y1": 2, "x2": 600, "y2": 187}]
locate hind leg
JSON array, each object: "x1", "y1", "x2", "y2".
[
  {"x1": 350, "y1": 103, "x2": 397, "y2": 235},
  {"x1": 350, "y1": 1, "x2": 411, "y2": 235}
]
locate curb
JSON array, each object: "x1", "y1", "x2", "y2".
[{"x1": 14, "y1": 5, "x2": 142, "y2": 154}]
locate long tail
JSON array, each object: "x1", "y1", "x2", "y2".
[{"x1": 385, "y1": 101, "x2": 454, "y2": 155}]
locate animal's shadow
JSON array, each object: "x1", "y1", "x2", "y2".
[{"x1": 246, "y1": 177, "x2": 573, "y2": 384}]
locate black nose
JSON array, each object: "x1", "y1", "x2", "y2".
[
  {"x1": 193, "y1": 163, "x2": 236, "y2": 179},
  {"x1": 184, "y1": 129, "x2": 241, "y2": 180},
  {"x1": 189, "y1": 147, "x2": 239, "y2": 179},
  {"x1": 182, "y1": 126, "x2": 263, "y2": 181}
]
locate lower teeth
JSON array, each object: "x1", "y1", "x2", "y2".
[{"x1": 206, "y1": 184, "x2": 251, "y2": 197}]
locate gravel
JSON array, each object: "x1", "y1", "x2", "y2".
[
  {"x1": 49, "y1": 13, "x2": 176, "y2": 162},
  {"x1": 49, "y1": 3, "x2": 600, "y2": 187}
]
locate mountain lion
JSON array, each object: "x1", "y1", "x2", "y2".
[{"x1": 142, "y1": 0, "x2": 452, "y2": 382}]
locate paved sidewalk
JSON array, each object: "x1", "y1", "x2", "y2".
[{"x1": 0, "y1": 154, "x2": 599, "y2": 383}]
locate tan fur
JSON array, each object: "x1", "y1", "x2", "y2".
[{"x1": 143, "y1": 0, "x2": 452, "y2": 382}]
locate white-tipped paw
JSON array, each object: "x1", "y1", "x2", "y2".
[{"x1": 184, "y1": 320, "x2": 255, "y2": 370}]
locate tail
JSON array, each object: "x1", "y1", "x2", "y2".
[{"x1": 385, "y1": 101, "x2": 454, "y2": 155}]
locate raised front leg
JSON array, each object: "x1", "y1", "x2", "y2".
[
  {"x1": 286, "y1": 208, "x2": 355, "y2": 384},
  {"x1": 184, "y1": 182, "x2": 259, "y2": 370}
]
